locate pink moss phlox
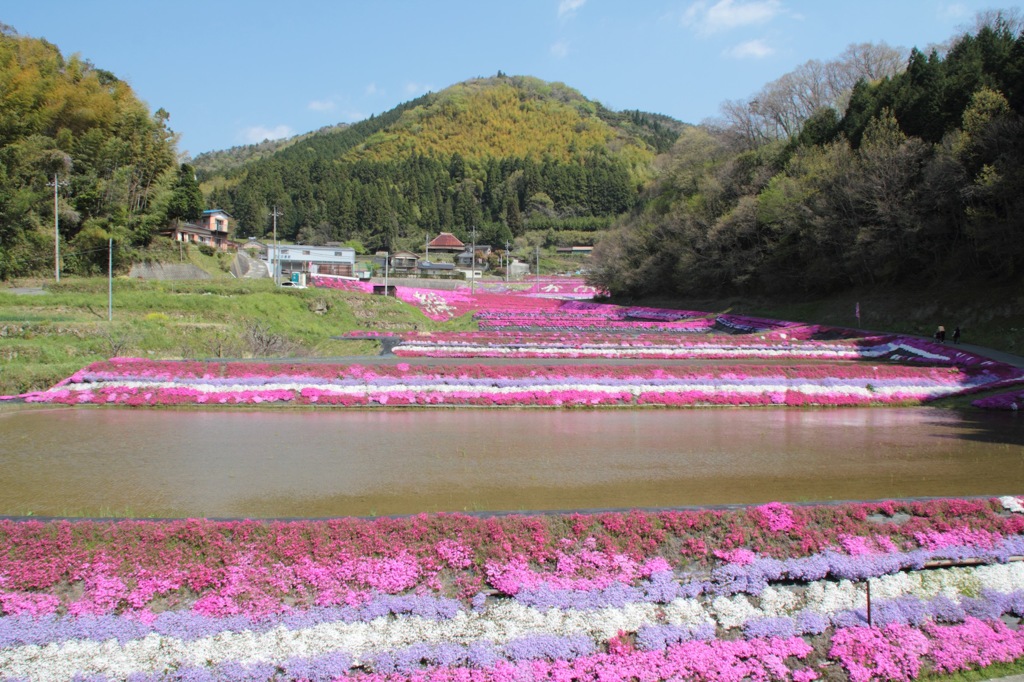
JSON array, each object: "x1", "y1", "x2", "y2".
[
  {"x1": 0, "y1": 590, "x2": 60, "y2": 617},
  {"x1": 484, "y1": 538, "x2": 667, "y2": 596},
  {"x1": 925, "y1": 617, "x2": 1024, "y2": 673},
  {"x1": 838, "y1": 534, "x2": 899, "y2": 556},
  {"x1": 435, "y1": 539, "x2": 474, "y2": 569},
  {"x1": 713, "y1": 548, "x2": 758, "y2": 565},
  {"x1": 913, "y1": 527, "x2": 1002, "y2": 551},
  {"x1": 67, "y1": 561, "x2": 129, "y2": 617},
  {"x1": 830, "y1": 623, "x2": 930, "y2": 682},
  {"x1": 1, "y1": 501, "x2": 1021, "y2": 621},
  {"x1": 25, "y1": 355, "x2": 1005, "y2": 408},
  {"x1": 750, "y1": 502, "x2": 797, "y2": 534}
]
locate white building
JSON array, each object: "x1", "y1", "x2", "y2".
[{"x1": 262, "y1": 244, "x2": 357, "y2": 280}]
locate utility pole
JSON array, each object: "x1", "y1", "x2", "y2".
[
  {"x1": 53, "y1": 172, "x2": 60, "y2": 282},
  {"x1": 505, "y1": 240, "x2": 510, "y2": 284},
  {"x1": 470, "y1": 225, "x2": 477, "y2": 295},
  {"x1": 270, "y1": 205, "x2": 282, "y2": 285},
  {"x1": 107, "y1": 237, "x2": 113, "y2": 321},
  {"x1": 535, "y1": 244, "x2": 540, "y2": 291}
]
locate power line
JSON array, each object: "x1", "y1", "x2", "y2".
[{"x1": 5, "y1": 244, "x2": 115, "y2": 267}]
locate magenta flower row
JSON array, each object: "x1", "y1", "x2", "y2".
[
  {"x1": 388, "y1": 332, "x2": 965, "y2": 363},
  {"x1": 3, "y1": 499, "x2": 1021, "y2": 615},
  {"x1": 52, "y1": 357, "x2": 986, "y2": 383},
  {"x1": 16, "y1": 357, "x2": 1000, "y2": 408}
]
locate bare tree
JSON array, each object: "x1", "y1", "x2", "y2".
[
  {"x1": 715, "y1": 42, "x2": 908, "y2": 144},
  {"x1": 827, "y1": 43, "x2": 907, "y2": 110},
  {"x1": 968, "y1": 8, "x2": 1024, "y2": 36},
  {"x1": 715, "y1": 99, "x2": 768, "y2": 149},
  {"x1": 244, "y1": 321, "x2": 291, "y2": 357}
]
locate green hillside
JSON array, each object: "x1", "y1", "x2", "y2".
[
  {"x1": 189, "y1": 122, "x2": 350, "y2": 176},
  {"x1": 0, "y1": 25, "x2": 178, "y2": 280},
  {"x1": 200, "y1": 74, "x2": 684, "y2": 253},
  {"x1": 588, "y1": 17, "x2": 1024, "y2": 301}
]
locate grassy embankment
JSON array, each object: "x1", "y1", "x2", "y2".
[
  {"x1": 3, "y1": 265, "x2": 1023, "y2": 401},
  {"x1": 0, "y1": 277, "x2": 470, "y2": 397}
]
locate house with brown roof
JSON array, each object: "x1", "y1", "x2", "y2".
[{"x1": 426, "y1": 232, "x2": 465, "y2": 253}]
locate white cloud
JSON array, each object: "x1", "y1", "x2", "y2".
[
  {"x1": 683, "y1": 0, "x2": 781, "y2": 34},
  {"x1": 550, "y1": 40, "x2": 570, "y2": 58},
  {"x1": 404, "y1": 82, "x2": 433, "y2": 96},
  {"x1": 240, "y1": 125, "x2": 295, "y2": 144},
  {"x1": 339, "y1": 109, "x2": 366, "y2": 123},
  {"x1": 558, "y1": 0, "x2": 586, "y2": 18},
  {"x1": 308, "y1": 99, "x2": 335, "y2": 112},
  {"x1": 723, "y1": 38, "x2": 774, "y2": 59},
  {"x1": 938, "y1": 2, "x2": 970, "y2": 20},
  {"x1": 365, "y1": 82, "x2": 381, "y2": 96}
]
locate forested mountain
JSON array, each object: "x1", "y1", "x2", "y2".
[
  {"x1": 588, "y1": 15, "x2": 1024, "y2": 298},
  {"x1": 0, "y1": 25, "x2": 180, "y2": 279},
  {"x1": 200, "y1": 75, "x2": 686, "y2": 252},
  {"x1": 189, "y1": 122, "x2": 350, "y2": 176}
]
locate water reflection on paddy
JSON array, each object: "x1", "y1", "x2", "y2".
[{"x1": 1, "y1": 406, "x2": 1021, "y2": 517}]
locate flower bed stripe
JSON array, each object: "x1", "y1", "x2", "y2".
[
  {"x1": 3, "y1": 500, "x2": 1024, "y2": 679},
  {"x1": 2, "y1": 562, "x2": 1024, "y2": 679},
  {"x1": 16, "y1": 358, "x2": 1007, "y2": 408},
  {"x1": 3, "y1": 555, "x2": 1024, "y2": 679}
]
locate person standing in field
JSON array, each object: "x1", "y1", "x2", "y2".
[{"x1": 953, "y1": 327, "x2": 961, "y2": 344}]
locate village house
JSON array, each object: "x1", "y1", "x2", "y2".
[
  {"x1": 417, "y1": 261, "x2": 456, "y2": 278},
  {"x1": 262, "y1": 243, "x2": 357, "y2": 280},
  {"x1": 555, "y1": 245, "x2": 594, "y2": 256},
  {"x1": 390, "y1": 250, "x2": 420, "y2": 274},
  {"x1": 163, "y1": 209, "x2": 235, "y2": 251},
  {"x1": 426, "y1": 232, "x2": 465, "y2": 254},
  {"x1": 456, "y1": 245, "x2": 492, "y2": 269}
]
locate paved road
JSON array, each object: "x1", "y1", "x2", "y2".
[
  {"x1": 953, "y1": 341, "x2": 1024, "y2": 368},
  {"x1": 234, "y1": 250, "x2": 269, "y2": 278}
]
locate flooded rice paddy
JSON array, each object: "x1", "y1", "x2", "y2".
[{"x1": 1, "y1": 406, "x2": 1022, "y2": 518}]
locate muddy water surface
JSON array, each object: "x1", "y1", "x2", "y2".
[{"x1": 1, "y1": 406, "x2": 1022, "y2": 517}]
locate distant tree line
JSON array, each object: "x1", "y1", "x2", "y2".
[
  {"x1": 212, "y1": 150, "x2": 638, "y2": 253},
  {"x1": 588, "y1": 14, "x2": 1024, "y2": 298}
]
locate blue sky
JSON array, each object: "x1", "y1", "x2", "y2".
[{"x1": 3, "y1": 0, "x2": 1011, "y2": 156}]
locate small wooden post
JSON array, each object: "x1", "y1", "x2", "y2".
[{"x1": 866, "y1": 579, "x2": 872, "y2": 627}]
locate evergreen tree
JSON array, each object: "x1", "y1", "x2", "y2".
[{"x1": 165, "y1": 163, "x2": 205, "y2": 223}]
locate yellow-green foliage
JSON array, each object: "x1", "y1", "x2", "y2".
[
  {"x1": 0, "y1": 34, "x2": 142, "y2": 141},
  {"x1": 0, "y1": 27, "x2": 177, "y2": 278},
  {"x1": 349, "y1": 79, "x2": 653, "y2": 167}
]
